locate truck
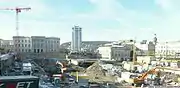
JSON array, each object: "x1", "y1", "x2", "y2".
[{"x1": 0, "y1": 76, "x2": 39, "y2": 88}]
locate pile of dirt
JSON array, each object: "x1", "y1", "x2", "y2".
[
  {"x1": 85, "y1": 62, "x2": 106, "y2": 77},
  {"x1": 84, "y1": 62, "x2": 116, "y2": 82}
]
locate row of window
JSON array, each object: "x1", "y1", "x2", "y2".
[
  {"x1": 15, "y1": 44, "x2": 31, "y2": 47},
  {"x1": 15, "y1": 40, "x2": 31, "y2": 43},
  {"x1": 15, "y1": 49, "x2": 58, "y2": 52},
  {"x1": 33, "y1": 40, "x2": 59, "y2": 43},
  {"x1": 15, "y1": 40, "x2": 59, "y2": 43},
  {"x1": 15, "y1": 49, "x2": 31, "y2": 52}
]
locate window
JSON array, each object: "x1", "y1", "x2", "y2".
[
  {"x1": 18, "y1": 44, "x2": 20, "y2": 47},
  {"x1": 18, "y1": 40, "x2": 20, "y2": 42},
  {"x1": 22, "y1": 44, "x2": 24, "y2": 47},
  {"x1": 25, "y1": 44, "x2": 27, "y2": 47},
  {"x1": 28, "y1": 44, "x2": 30, "y2": 47},
  {"x1": 41, "y1": 49, "x2": 43, "y2": 52},
  {"x1": 34, "y1": 49, "x2": 36, "y2": 53},
  {"x1": 57, "y1": 41, "x2": 59, "y2": 43},
  {"x1": 29, "y1": 49, "x2": 31, "y2": 52},
  {"x1": 28, "y1": 40, "x2": 30, "y2": 43},
  {"x1": 22, "y1": 40, "x2": 24, "y2": 42},
  {"x1": 22, "y1": 49, "x2": 24, "y2": 52},
  {"x1": 37, "y1": 49, "x2": 40, "y2": 53},
  {"x1": 25, "y1": 40, "x2": 27, "y2": 42}
]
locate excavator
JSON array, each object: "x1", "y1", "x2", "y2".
[{"x1": 130, "y1": 67, "x2": 162, "y2": 86}]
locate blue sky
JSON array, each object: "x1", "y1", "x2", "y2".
[{"x1": 0, "y1": 0, "x2": 180, "y2": 43}]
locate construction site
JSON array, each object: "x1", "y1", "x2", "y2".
[
  {"x1": 69, "y1": 57, "x2": 180, "y2": 88},
  {"x1": 0, "y1": 4, "x2": 180, "y2": 88}
]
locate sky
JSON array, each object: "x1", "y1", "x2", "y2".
[{"x1": 0, "y1": 0, "x2": 180, "y2": 43}]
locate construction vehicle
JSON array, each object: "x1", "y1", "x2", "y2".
[{"x1": 129, "y1": 67, "x2": 161, "y2": 86}]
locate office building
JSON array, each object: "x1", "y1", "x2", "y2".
[
  {"x1": 97, "y1": 45, "x2": 131, "y2": 61},
  {"x1": 71, "y1": 25, "x2": 82, "y2": 52},
  {"x1": 155, "y1": 41, "x2": 180, "y2": 57},
  {"x1": 31, "y1": 36, "x2": 46, "y2": 53},
  {"x1": 13, "y1": 36, "x2": 60, "y2": 53},
  {"x1": 13, "y1": 36, "x2": 31, "y2": 52},
  {"x1": 46, "y1": 37, "x2": 60, "y2": 52}
]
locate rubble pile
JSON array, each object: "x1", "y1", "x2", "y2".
[
  {"x1": 86, "y1": 62, "x2": 106, "y2": 77},
  {"x1": 85, "y1": 62, "x2": 116, "y2": 82}
]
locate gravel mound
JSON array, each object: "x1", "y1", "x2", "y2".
[{"x1": 86, "y1": 62, "x2": 106, "y2": 77}]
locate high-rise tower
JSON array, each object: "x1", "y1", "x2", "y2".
[{"x1": 71, "y1": 26, "x2": 82, "y2": 52}]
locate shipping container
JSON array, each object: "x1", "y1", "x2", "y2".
[{"x1": 0, "y1": 76, "x2": 39, "y2": 88}]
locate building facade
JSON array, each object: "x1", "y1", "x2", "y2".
[
  {"x1": 31, "y1": 36, "x2": 46, "y2": 53},
  {"x1": 0, "y1": 40, "x2": 14, "y2": 51},
  {"x1": 46, "y1": 37, "x2": 60, "y2": 52},
  {"x1": 13, "y1": 36, "x2": 31, "y2": 52},
  {"x1": 13, "y1": 36, "x2": 60, "y2": 53},
  {"x1": 155, "y1": 41, "x2": 180, "y2": 57},
  {"x1": 135, "y1": 41, "x2": 155, "y2": 56},
  {"x1": 71, "y1": 26, "x2": 82, "y2": 52},
  {"x1": 97, "y1": 45, "x2": 131, "y2": 61}
]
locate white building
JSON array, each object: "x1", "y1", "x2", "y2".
[
  {"x1": 46, "y1": 37, "x2": 60, "y2": 52},
  {"x1": 13, "y1": 36, "x2": 60, "y2": 53},
  {"x1": 71, "y1": 25, "x2": 82, "y2": 52},
  {"x1": 13, "y1": 36, "x2": 31, "y2": 52},
  {"x1": 97, "y1": 45, "x2": 131, "y2": 61},
  {"x1": 155, "y1": 41, "x2": 180, "y2": 57},
  {"x1": 31, "y1": 36, "x2": 46, "y2": 53},
  {"x1": 0, "y1": 40, "x2": 14, "y2": 51}
]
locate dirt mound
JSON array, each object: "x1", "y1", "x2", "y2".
[
  {"x1": 85, "y1": 62, "x2": 106, "y2": 77},
  {"x1": 85, "y1": 62, "x2": 116, "y2": 82}
]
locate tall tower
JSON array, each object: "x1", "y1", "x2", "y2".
[{"x1": 71, "y1": 26, "x2": 82, "y2": 52}]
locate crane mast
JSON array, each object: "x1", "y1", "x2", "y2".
[{"x1": 0, "y1": 7, "x2": 31, "y2": 53}]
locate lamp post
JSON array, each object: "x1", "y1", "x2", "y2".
[{"x1": 153, "y1": 34, "x2": 157, "y2": 58}]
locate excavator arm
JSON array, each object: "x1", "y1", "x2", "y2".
[{"x1": 133, "y1": 67, "x2": 159, "y2": 84}]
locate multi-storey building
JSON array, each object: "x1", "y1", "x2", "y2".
[
  {"x1": 13, "y1": 36, "x2": 31, "y2": 52},
  {"x1": 46, "y1": 37, "x2": 60, "y2": 52},
  {"x1": 71, "y1": 25, "x2": 82, "y2": 52},
  {"x1": 97, "y1": 45, "x2": 131, "y2": 61},
  {"x1": 13, "y1": 36, "x2": 60, "y2": 53},
  {"x1": 0, "y1": 40, "x2": 14, "y2": 51},
  {"x1": 155, "y1": 41, "x2": 180, "y2": 57},
  {"x1": 31, "y1": 36, "x2": 46, "y2": 53},
  {"x1": 97, "y1": 40, "x2": 156, "y2": 61}
]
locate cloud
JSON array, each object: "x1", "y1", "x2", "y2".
[
  {"x1": 0, "y1": 0, "x2": 56, "y2": 39},
  {"x1": 1, "y1": 0, "x2": 180, "y2": 43}
]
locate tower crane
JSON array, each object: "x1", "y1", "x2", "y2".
[{"x1": 0, "y1": 7, "x2": 31, "y2": 52}]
